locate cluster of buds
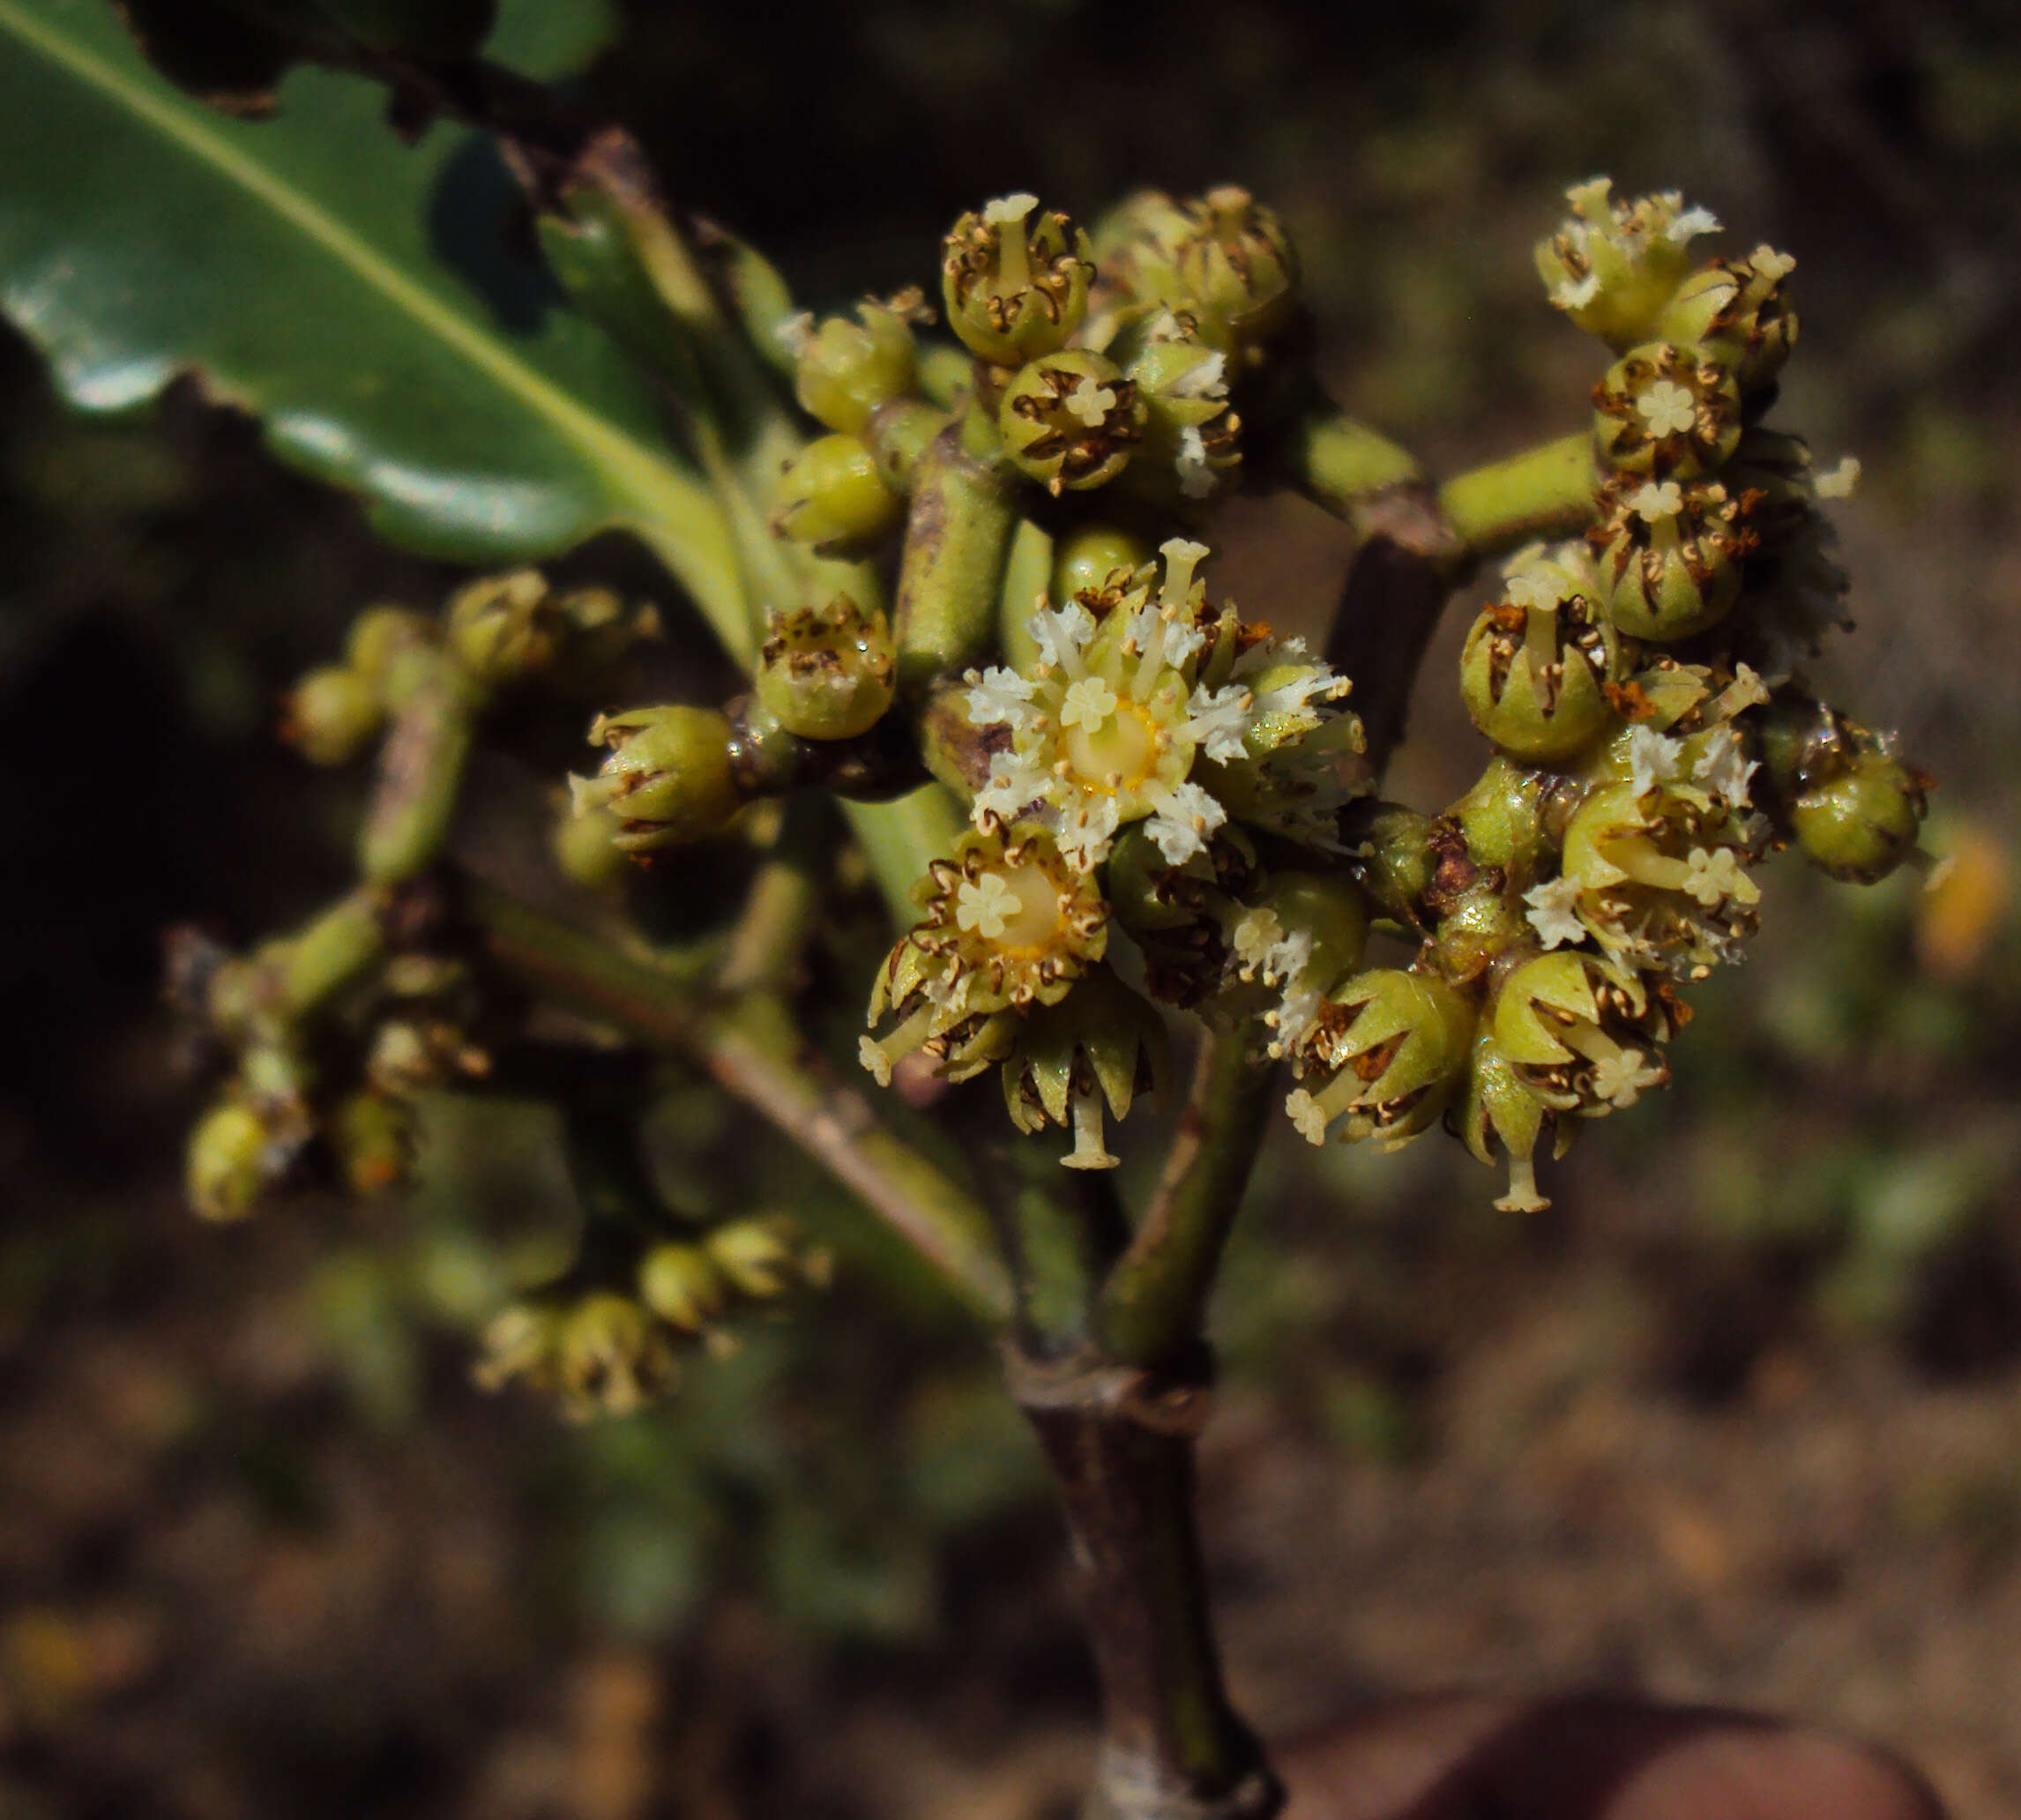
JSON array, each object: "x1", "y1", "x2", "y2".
[
  {"x1": 1269, "y1": 182, "x2": 1928, "y2": 1211},
  {"x1": 187, "y1": 565, "x2": 669, "y2": 1221},
  {"x1": 283, "y1": 572, "x2": 659, "y2": 769},
  {"x1": 175, "y1": 895, "x2": 495, "y2": 1222},
  {"x1": 474, "y1": 1216, "x2": 831, "y2": 1421}
]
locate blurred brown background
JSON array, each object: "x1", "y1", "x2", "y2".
[{"x1": 3, "y1": 1, "x2": 2020, "y2": 1816}]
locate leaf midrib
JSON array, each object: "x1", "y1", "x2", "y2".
[{"x1": 0, "y1": 0, "x2": 745, "y2": 644}]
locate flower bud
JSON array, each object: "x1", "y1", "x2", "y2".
[
  {"x1": 1450, "y1": 759, "x2": 1561, "y2": 876},
  {"x1": 1534, "y1": 179, "x2": 1721, "y2": 348},
  {"x1": 941, "y1": 194, "x2": 1093, "y2": 365},
  {"x1": 473, "y1": 1302, "x2": 562, "y2": 1399},
  {"x1": 1426, "y1": 876, "x2": 1529, "y2": 987},
  {"x1": 1751, "y1": 690, "x2": 1854, "y2": 803},
  {"x1": 756, "y1": 594, "x2": 897, "y2": 740},
  {"x1": 444, "y1": 568, "x2": 560, "y2": 686},
  {"x1": 572, "y1": 705, "x2": 740, "y2": 854},
  {"x1": 773, "y1": 433, "x2": 904, "y2": 557},
  {"x1": 556, "y1": 1292, "x2": 680, "y2": 1420},
  {"x1": 997, "y1": 350, "x2": 1144, "y2": 495},
  {"x1": 790, "y1": 295, "x2": 921, "y2": 435},
  {"x1": 1589, "y1": 474, "x2": 1752, "y2": 639},
  {"x1": 1792, "y1": 750, "x2": 1928, "y2": 884},
  {"x1": 1175, "y1": 186, "x2": 1302, "y2": 345},
  {"x1": 705, "y1": 1215, "x2": 826, "y2": 1298},
  {"x1": 1460, "y1": 543, "x2": 1623, "y2": 762},
  {"x1": 329, "y1": 1090, "x2": 412, "y2": 1197},
  {"x1": 1001, "y1": 966, "x2": 1167, "y2": 1169},
  {"x1": 344, "y1": 605, "x2": 436, "y2": 687},
  {"x1": 547, "y1": 586, "x2": 661, "y2": 684},
  {"x1": 1592, "y1": 342, "x2": 1741, "y2": 479},
  {"x1": 282, "y1": 664, "x2": 384, "y2": 765},
  {"x1": 550, "y1": 795, "x2": 632, "y2": 890},
  {"x1": 1455, "y1": 1027, "x2": 1577, "y2": 1214},
  {"x1": 1052, "y1": 523, "x2": 1153, "y2": 604},
  {"x1": 1341, "y1": 802, "x2": 1437, "y2": 927},
  {"x1": 1491, "y1": 951, "x2": 1672, "y2": 1115},
  {"x1": 638, "y1": 1242, "x2": 731, "y2": 1331},
  {"x1": 1654, "y1": 246, "x2": 1797, "y2": 393},
  {"x1": 1285, "y1": 967, "x2": 1473, "y2": 1150},
  {"x1": 1106, "y1": 823, "x2": 1259, "y2": 1009},
  {"x1": 187, "y1": 1098, "x2": 281, "y2": 1222}
]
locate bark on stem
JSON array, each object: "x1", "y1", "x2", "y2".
[
  {"x1": 1011, "y1": 1346, "x2": 1281, "y2": 1820},
  {"x1": 1324, "y1": 480, "x2": 1470, "y2": 772}
]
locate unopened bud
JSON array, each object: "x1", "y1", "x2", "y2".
[
  {"x1": 794, "y1": 295, "x2": 921, "y2": 435},
  {"x1": 773, "y1": 433, "x2": 904, "y2": 556},
  {"x1": 556, "y1": 1292, "x2": 679, "y2": 1419},
  {"x1": 283, "y1": 664, "x2": 384, "y2": 765},
  {"x1": 1051, "y1": 523, "x2": 1153, "y2": 604},
  {"x1": 187, "y1": 1099, "x2": 280, "y2": 1222},
  {"x1": 941, "y1": 194, "x2": 1093, "y2": 365},
  {"x1": 1792, "y1": 750, "x2": 1928, "y2": 884},
  {"x1": 755, "y1": 594, "x2": 897, "y2": 740},
  {"x1": 445, "y1": 568, "x2": 559, "y2": 686},
  {"x1": 572, "y1": 705, "x2": 740, "y2": 853},
  {"x1": 550, "y1": 794, "x2": 632, "y2": 890},
  {"x1": 638, "y1": 1242, "x2": 730, "y2": 1331},
  {"x1": 344, "y1": 605, "x2": 435, "y2": 689},
  {"x1": 330, "y1": 1091, "x2": 412, "y2": 1197},
  {"x1": 705, "y1": 1215, "x2": 821, "y2": 1298}
]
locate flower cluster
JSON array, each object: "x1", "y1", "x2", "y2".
[
  {"x1": 183, "y1": 173, "x2": 1935, "y2": 1428},
  {"x1": 475, "y1": 1217, "x2": 831, "y2": 1422},
  {"x1": 1280, "y1": 183, "x2": 1928, "y2": 1212},
  {"x1": 858, "y1": 532, "x2": 1365, "y2": 1166}
]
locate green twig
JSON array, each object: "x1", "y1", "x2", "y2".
[
  {"x1": 841, "y1": 784, "x2": 967, "y2": 927},
  {"x1": 464, "y1": 876, "x2": 1011, "y2": 1324},
  {"x1": 1269, "y1": 393, "x2": 1425, "y2": 526},
  {"x1": 1438, "y1": 429, "x2": 1598, "y2": 557},
  {"x1": 715, "y1": 796, "x2": 830, "y2": 996},
  {"x1": 1098, "y1": 1031, "x2": 1278, "y2": 1371},
  {"x1": 892, "y1": 415, "x2": 1019, "y2": 696}
]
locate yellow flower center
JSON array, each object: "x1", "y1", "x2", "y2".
[
  {"x1": 958, "y1": 863, "x2": 1066, "y2": 951},
  {"x1": 1062, "y1": 697, "x2": 1160, "y2": 793}
]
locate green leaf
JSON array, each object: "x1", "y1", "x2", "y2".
[
  {"x1": 486, "y1": 0, "x2": 618, "y2": 80},
  {"x1": 0, "y1": 0, "x2": 747, "y2": 653}
]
